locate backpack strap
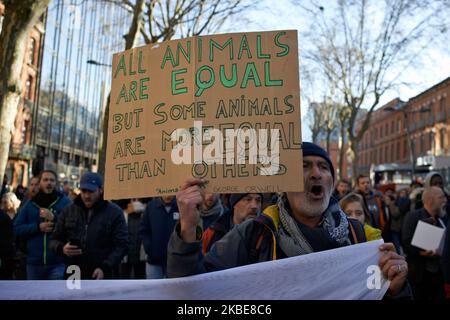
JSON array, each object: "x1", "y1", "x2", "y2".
[
  {"x1": 348, "y1": 220, "x2": 359, "y2": 244},
  {"x1": 248, "y1": 213, "x2": 278, "y2": 263},
  {"x1": 347, "y1": 218, "x2": 367, "y2": 244},
  {"x1": 374, "y1": 195, "x2": 386, "y2": 231}
]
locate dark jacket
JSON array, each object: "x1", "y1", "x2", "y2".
[
  {"x1": 124, "y1": 211, "x2": 144, "y2": 265},
  {"x1": 442, "y1": 218, "x2": 450, "y2": 298},
  {"x1": 140, "y1": 197, "x2": 179, "y2": 271},
  {"x1": 387, "y1": 202, "x2": 402, "y2": 233},
  {"x1": 402, "y1": 208, "x2": 445, "y2": 284},
  {"x1": 49, "y1": 195, "x2": 129, "y2": 279},
  {"x1": 202, "y1": 209, "x2": 232, "y2": 255},
  {"x1": 14, "y1": 191, "x2": 71, "y2": 266},
  {"x1": 0, "y1": 211, "x2": 14, "y2": 279},
  {"x1": 358, "y1": 190, "x2": 389, "y2": 233}
]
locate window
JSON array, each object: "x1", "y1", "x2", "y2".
[
  {"x1": 52, "y1": 149, "x2": 58, "y2": 163},
  {"x1": 74, "y1": 155, "x2": 81, "y2": 167},
  {"x1": 385, "y1": 145, "x2": 389, "y2": 162},
  {"x1": 429, "y1": 131, "x2": 434, "y2": 153},
  {"x1": 397, "y1": 119, "x2": 401, "y2": 132},
  {"x1": 391, "y1": 121, "x2": 394, "y2": 134},
  {"x1": 63, "y1": 152, "x2": 70, "y2": 165},
  {"x1": 28, "y1": 38, "x2": 36, "y2": 65},
  {"x1": 403, "y1": 139, "x2": 408, "y2": 159},
  {"x1": 25, "y1": 76, "x2": 33, "y2": 100},
  {"x1": 440, "y1": 128, "x2": 446, "y2": 150},
  {"x1": 23, "y1": 119, "x2": 30, "y2": 144},
  {"x1": 420, "y1": 135, "x2": 425, "y2": 154},
  {"x1": 396, "y1": 141, "x2": 400, "y2": 160},
  {"x1": 385, "y1": 123, "x2": 389, "y2": 137},
  {"x1": 441, "y1": 97, "x2": 446, "y2": 116},
  {"x1": 17, "y1": 165, "x2": 25, "y2": 188}
]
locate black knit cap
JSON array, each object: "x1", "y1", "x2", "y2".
[
  {"x1": 302, "y1": 142, "x2": 335, "y2": 181},
  {"x1": 229, "y1": 193, "x2": 264, "y2": 211}
]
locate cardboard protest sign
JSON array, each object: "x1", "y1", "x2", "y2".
[{"x1": 104, "y1": 30, "x2": 302, "y2": 200}]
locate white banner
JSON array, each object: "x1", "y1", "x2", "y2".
[{"x1": 0, "y1": 239, "x2": 389, "y2": 300}]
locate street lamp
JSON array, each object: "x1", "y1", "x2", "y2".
[
  {"x1": 385, "y1": 106, "x2": 431, "y2": 181},
  {"x1": 87, "y1": 59, "x2": 112, "y2": 67}
]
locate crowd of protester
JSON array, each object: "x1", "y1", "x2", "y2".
[{"x1": 0, "y1": 143, "x2": 449, "y2": 300}]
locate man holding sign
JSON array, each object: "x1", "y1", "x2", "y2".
[
  {"x1": 167, "y1": 142, "x2": 410, "y2": 299},
  {"x1": 105, "y1": 30, "x2": 303, "y2": 200}
]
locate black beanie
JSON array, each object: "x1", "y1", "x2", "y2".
[
  {"x1": 229, "y1": 193, "x2": 264, "y2": 211},
  {"x1": 302, "y1": 142, "x2": 335, "y2": 181}
]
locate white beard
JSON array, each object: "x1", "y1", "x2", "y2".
[
  {"x1": 300, "y1": 198, "x2": 329, "y2": 217},
  {"x1": 296, "y1": 184, "x2": 332, "y2": 218}
]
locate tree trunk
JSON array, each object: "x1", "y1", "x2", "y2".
[
  {"x1": 0, "y1": 0, "x2": 51, "y2": 181},
  {"x1": 347, "y1": 132, "x2": 360, "y2": 187},
  {"x1": 98, "y1": 93, "x2": 110, "y2": 176},
  {"x1": 311, "y1": 130, "x2": 318, "y2": 144},
  {"x1": 338, "y1": 123, "x2": 346, "y2": 180},
  {"x1": 124, "y1": 0, "x2": 145, "y2": 49},
  {"x1": 326, "y1": 128, "x2": 331, "y2": 154},
  {"x1": 97, "y1": 0, "x2": 145, "y2": 176}
]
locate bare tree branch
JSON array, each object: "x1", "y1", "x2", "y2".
[{"x1": 295, "y1": 0, "x2": 450, "y2": 182}]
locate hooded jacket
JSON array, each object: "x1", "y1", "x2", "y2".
[
  {"x1": 49, "y1": 195, "x2": 128, "y2": 279},
  {"x1": 14, "y1": 191, "x2": 71, "y2": 266},
  {"x1": 424, "y1": 172, "x2": 444, "y2": 188}
]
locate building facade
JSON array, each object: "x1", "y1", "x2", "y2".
[
  {"x1": 32, "y1": 0, "x2": 131, "y2": 186},
  {"x1": 317, "y1": 140, "x2": 350, "y2": 182},
  {"x1": 1, "y1": 1, "x2": 45, "y2": 189},
  {"x1": 2, "y1": 0, "x2": 130, "y2": 189},
  {"x1": 357, "y1": 77, "x2": 450, "y2": 186}
]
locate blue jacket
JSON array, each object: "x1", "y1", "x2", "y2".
[
  {"x1": 14, "y1": 192, "x2": 71, "y2": 266},
  {"x1": 140, "y1": 198, "x2": 179, "y2": 271}
]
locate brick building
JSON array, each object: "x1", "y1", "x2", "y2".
[
  {"x1": 1, "y1": 0, "x2": 131, "y2": 190},
  {"x1": 0, "y1": 1, "x2": 45, "y2": 189},
  {"x1": 357, "y1": 77, "x2": 450, "y2": 186},
  {"x1": 318, "y1": 140, "x2": 350, "y2": 182}
]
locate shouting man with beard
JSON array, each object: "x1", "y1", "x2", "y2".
[{"x1": 167, "y1": 142, "x2": 410, "y2": 299}]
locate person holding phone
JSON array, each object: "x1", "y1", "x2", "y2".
[{"x1": 49, "y1": 172, "x2": 128, "y2": 279}]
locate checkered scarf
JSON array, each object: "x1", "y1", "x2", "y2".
[{"x1": 277, "y1": 195, "x2": 351, "y2": 257}]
